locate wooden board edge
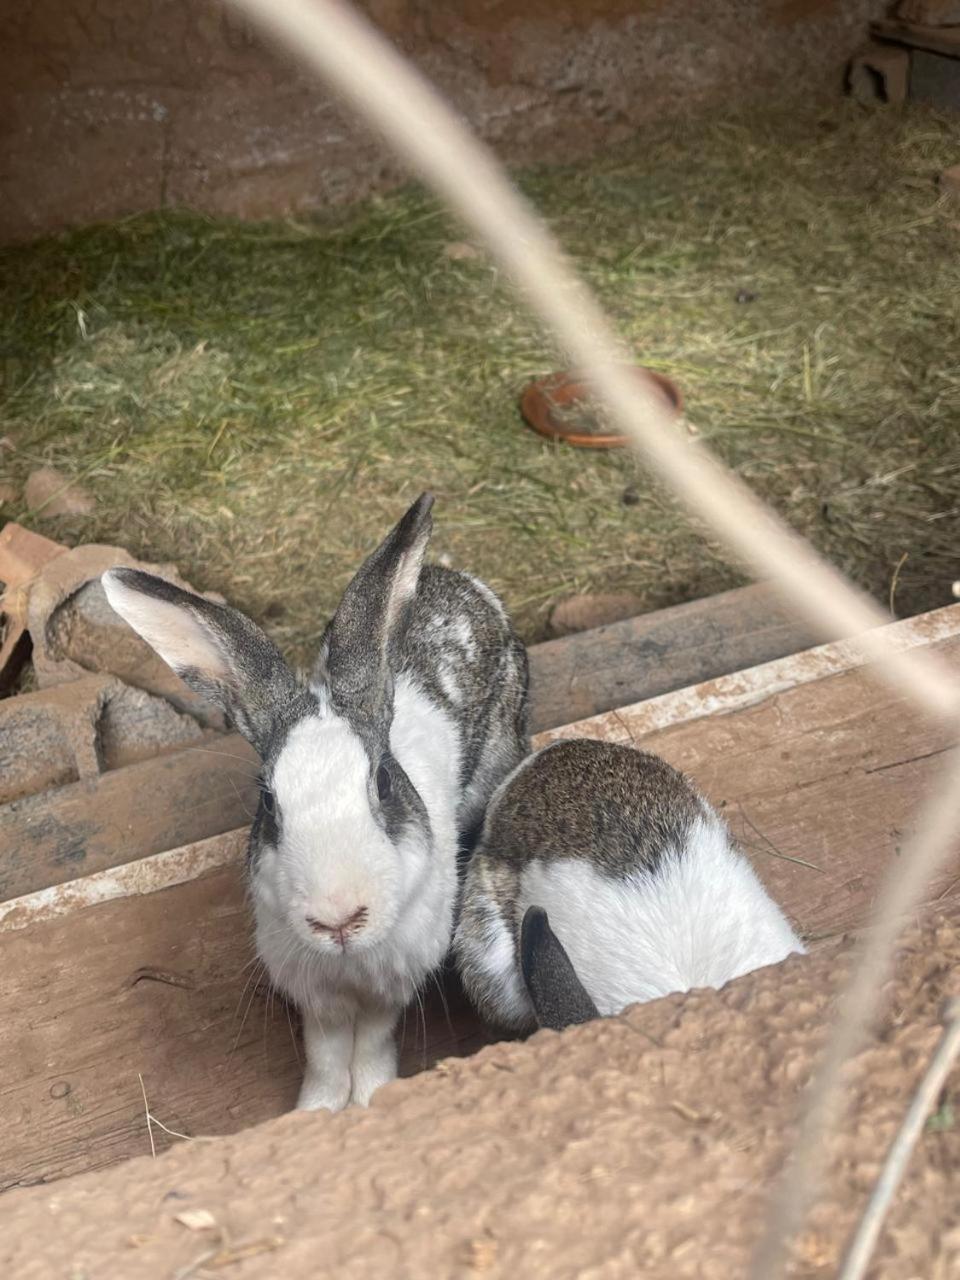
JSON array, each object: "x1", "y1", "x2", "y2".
[
  {"x1": 870, "y1": 18, "x2": 960, "y2": 58},
  {"x1": 0, "y1": 829, "x2": 246, "y2": 935},
  {"x1": 529, "y1": 580, "x2": 796, "y2": 653},
  {"x1": 533, "y1": 602, "x2": 960, "y2": 747},
  {"x1": 8, "y1": 603, "x2": 959, "y2": 933}
]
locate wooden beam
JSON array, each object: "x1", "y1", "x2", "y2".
[
  {"x1": 527, "y1": 583, "x2": 820, "y2": 734},
  {"x1": 0, "y1": 736, "x2": 259, "y2": 902},
  {"x1": 871, "y1": 18, "x2": 960, "y2": 59},
  {"x1": 537, "y1": 600, "x2": 960, "y2": 747},
  {"x1": 1, "y1": 582, "x2": 816, "y2": 900},
  {"x1": 3, "y1": 604, "x2": 955, "y2": 924}
]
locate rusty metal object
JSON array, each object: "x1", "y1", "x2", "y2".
[{"x1": 519, "y1": 367, "x2": 683, "y2": 449}]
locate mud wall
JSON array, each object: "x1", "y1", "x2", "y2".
[{"x1": 3, "y1": 2, "x2": 886, "y2": 242}]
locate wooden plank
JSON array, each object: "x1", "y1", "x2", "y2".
[
  {"x1": 1, "y1": 583, "x2": 817, "y2": 901},
  {"x1": 538, "y1": 601, "x2": 960, "y2": 747},
  {"x1": 0, "y1": 736, "x2": 259, "y2": 902},
  {"x1": 0, "y1": 593, "x2": 945, "y2": 904},
  {"x1": 635, "y1": 639, "x2": 960, "y2": 945},
  {"x1": 527, "y1": 583, "x2": 820, "y2": 733},
  {"x1": 0, "y1": 829, "x2": 248, "y2": 933},
  {"x1": 4, "y1": 605, "x2": 953, "y2": 931},
  {"x1": 0, "y1": 864, "x2": 496, "y2": 1192},
  {"x1": 871, "y1": 18, "x2": 960, "y2": 59},
  {"x1": 2, "y1": 623, "x2": 958, "y2": 1190}
]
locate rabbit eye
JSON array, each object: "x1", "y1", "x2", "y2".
[
  {"x1": 261, "y1": 788, "x2": 276, "y2": 816},
  {"x1": 376, "y1": 763, "x2": 392, "y2": 802}
]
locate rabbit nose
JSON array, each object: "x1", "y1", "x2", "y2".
[{"x1": 306, "y1": 906, "x2": 368, "y2": 946}]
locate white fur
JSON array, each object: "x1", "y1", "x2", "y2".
[
  {"x1": 519, "y1": 815, "x2": 803, "y2": 1016},
  {"x1": 437, "y1": 660, "x2": 464, "y2": 708},
  {"x1": 467, "y1": 574, "x2": 506, "y2": 618},
  {"x1": 102, "y1": 571, "x2": 228, "y2": 679},
  {"x1": 101, "y1": 549, "x2": 521, "y2": 1114},
  {"x1": 459, "y1": 736, "x2": 540, "y2": 841},
  {"x1": 449, "y1": 616, "x2": 478, "y2": 660},
  {"x1": 298, "y1": 1004, "x2": 398, "y2": 1112},
  {"x1": 459, "y1": 813, "x2": 804, "y2": 1026},
  {"x1": 387, "y1": 542, "x2": 427, "y2": 630},
  {"x1": 253, "y1": 673, "x2": 462, "y2": 1110},
  {"x1": 455, "y1": 882, "x2": 534, "y2": 1026}
]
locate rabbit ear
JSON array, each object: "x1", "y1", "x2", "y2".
[
  {"x1": 317, "y1": 492, "x2": 434, "y2": 729},
  {"x1": 520, "y1": 905, "x2": 599, "y2": 1031},
  {"x1": 102, "y1": 568, "x2": 301, "y2": 757}
]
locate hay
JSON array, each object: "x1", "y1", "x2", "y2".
[{"x1": 1, "y1": 103, "x2": 958, "y2": 663}]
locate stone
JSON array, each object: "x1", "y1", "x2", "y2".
[
  {"x1": 548, "y1": 591, "x2": 644, "y2": 637},
  {"x1": 0, "y1": 523, "x2": 68, "y2": 591},
  {"x1": 0, "y1": 524, "x2": 69, "y2": 695},
  {"x1": 940, "y1": 164, "x2": 960, "y2": 201},
  {"x1": 847, "y1": 42, "x2": 910, "y2": 107},
  {"x1": 0, "y1": 677, "x2": 105, "y2": 801},
  {"x1": 98, "y1": 680, "x2": 208, "y2": 771},
  {"x1": 897, "y1": 0, "x2": 960, "y2": 24},
  {"x1": 24, "y1": 544, "x2": 226, "y2": 728},
  {"x1": 0, "y1": 483, "x2": 17, "y2": 505},
  {"x1": 0, "y1": 675, "x2": 206, "y2": 805},
  {"x1": 443, "y1": 241, "x2": 482, "y2": 260},
  {"x1": 23, "y1": 467, "x2": 95, "y2": 517}
]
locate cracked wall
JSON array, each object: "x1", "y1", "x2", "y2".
[{"x1": 3, "y1": 2, "x2": 885, "y2": 241}]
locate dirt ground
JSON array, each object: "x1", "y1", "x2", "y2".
[{"x1": 4, "y1": 907, "x2": 958, "y2": 1279}]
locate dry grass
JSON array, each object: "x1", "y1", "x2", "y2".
[{"x1": 1, "y1": 103, "x2": 958, "y2": 664}]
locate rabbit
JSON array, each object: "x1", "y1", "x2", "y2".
[
  {"x1": 453, "y1": 737, "x2": 804, "y2": 1032},
  {"x1": 101, "y1": 493, "x2": 529, "y2": 1111}
]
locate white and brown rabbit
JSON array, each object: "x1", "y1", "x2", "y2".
[
  {"x1": 102, "y1": 494, "x2": 529, "y2": 1110},
  {"x1": 453, "y1": 738, "x2": 804, "y2": 1031}
]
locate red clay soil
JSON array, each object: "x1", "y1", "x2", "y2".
[{"x1": 4, "y1": 907, "x2": 959, "y2": 1279}]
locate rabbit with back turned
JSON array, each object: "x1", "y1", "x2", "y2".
[
  {"x1": 103, "y1": 494, "x2": 529, "y2": 1110},
  {"x1": 453, "y1": 737, "x2": 804, "y2": 1032}
]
